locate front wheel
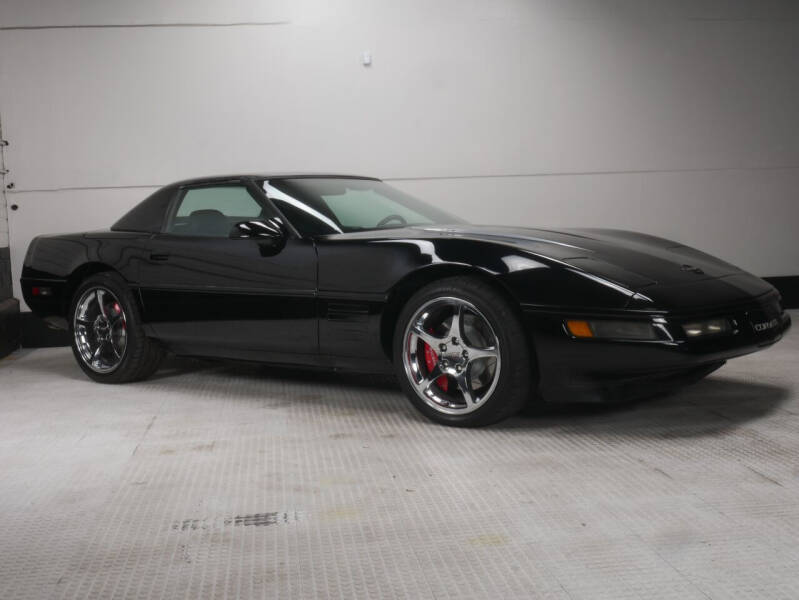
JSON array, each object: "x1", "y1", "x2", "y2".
[
  {"x1": 69, "y1": 272, "x2": 164, "y2": 383},
  {"x1": 393, "y1": 276, "x2": 533, "y2": 427}
]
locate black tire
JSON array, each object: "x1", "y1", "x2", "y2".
[
  {"x1": 68, "y1": 271, "x2": 164, "y2": 383},
  {"x1": 393, "y1": 276, "x2": 533, "y2": 427}
]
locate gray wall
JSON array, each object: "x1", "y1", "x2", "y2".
[{"x1": 1, "y1": 0, "x2": 798, "y2": 308}]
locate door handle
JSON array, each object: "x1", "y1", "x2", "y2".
[{"x1": 149, "y1": 253, "x2": 170, "y2": 261}]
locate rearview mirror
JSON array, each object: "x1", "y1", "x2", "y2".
[{"x1": 229, "y1": 219, "x2": 287, "y2": 256}]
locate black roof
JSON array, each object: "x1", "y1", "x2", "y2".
[
  {"x1": 112, "y1": 173, "x2": 381, "y2": 234},
  {"x1": 167, "y1": 173, "x2": 381, "y2": 188}
]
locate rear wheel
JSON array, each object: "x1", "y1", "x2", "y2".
[
  {"x1": 69, "y1": 272, "x2": 164, "y2": 383},
  {"x1": 394, "y1": 276, "x2": 532, "y2": 426}
]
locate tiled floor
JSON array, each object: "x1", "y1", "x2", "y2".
[{"x1": 1, "y1": 312, "x2": 797, "y2": 599}]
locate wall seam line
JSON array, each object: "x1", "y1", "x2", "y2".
[
  {"x1": 7, "y1": 164, "x2": 799, "y2": 194},
  {"x1": 0, "y1": 21, "x2": 290, "y2": 31}
]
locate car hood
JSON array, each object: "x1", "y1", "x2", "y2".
[{"x1": 411, "y1": 225, "x2": 743, "y2": 291}]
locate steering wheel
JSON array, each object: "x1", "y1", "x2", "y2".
[{"x1": 376, "y1": 214, "x2": 408, "y2": 228}]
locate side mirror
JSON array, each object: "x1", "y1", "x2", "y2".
[{"x1": 229, "y1": 218, "x2": 287, "y2": 256}]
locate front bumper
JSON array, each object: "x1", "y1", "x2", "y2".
[{"x1": 524, "y1": 292, "x2": 791, "y2": 403}]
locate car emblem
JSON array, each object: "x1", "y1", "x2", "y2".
[
  {"x1": 753, "y1": 318, "x2": 779, "y2": 332},
  {"x1": 680, "y1": 264, "x2": 704, "y2": 275}
]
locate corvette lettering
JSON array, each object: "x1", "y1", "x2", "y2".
[{"x1": 753, "y1": 318, "x2": 779, "y2": 332}]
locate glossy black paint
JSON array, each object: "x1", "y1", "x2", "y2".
[
  {"x1": 761, "y1": 276, "x2": 799, "y2": 310},
  {"x1": 22, "y1": 174, "x2": 791, "y2": 401},
  {"x1": 138, "y1": 234, "x2": 317, "y2": 351}
]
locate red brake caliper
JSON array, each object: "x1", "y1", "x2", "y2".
[
  {"x1": 113, "y1": 302, "x2": 125, "y2": 329},
  {"x1": 423, "y1": 337, "x2": 449, "y2": 392}
]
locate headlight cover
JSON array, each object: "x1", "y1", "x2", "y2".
[{"x1": 681, "y1": 318, "x2": 731, "y2": 338}]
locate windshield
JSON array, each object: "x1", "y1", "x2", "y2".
[{"x1": 260, "y1": 178, "x2": 463, "y2": 236}]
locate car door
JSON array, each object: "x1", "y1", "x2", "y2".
[{"x1": 137, "y1": 180, "x2": 318, "y2": 358}]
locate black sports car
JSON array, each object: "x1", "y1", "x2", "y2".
[{"x1": 22, "y1": 174, "x2": 791, "y2": 426}]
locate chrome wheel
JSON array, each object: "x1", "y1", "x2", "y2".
[
  {"x1": 73, "y1": 287, "x2": 128, "y2": 373},
  {"x1": 402, "y1": 296, "x2": 501, "y2": 415}
]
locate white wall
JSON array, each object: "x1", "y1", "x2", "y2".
[{"x1": 1, "y1": 0, "x2": 798, "y2": 308}]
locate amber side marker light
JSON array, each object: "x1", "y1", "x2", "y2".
[
  {"x1": 565, "y1": 319, "x2": 660, "y2": 340},
  {"x1": 566, "y1": 320, "x2": 594, "y2": 338}
]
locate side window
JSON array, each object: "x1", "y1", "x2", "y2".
[{"x1": 167, "y1": 185, "x2": 265, "y2": 237}]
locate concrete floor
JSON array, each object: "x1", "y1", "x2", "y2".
[{"x1": 1, "y1": 313, "x2": 798, "y2": 600}]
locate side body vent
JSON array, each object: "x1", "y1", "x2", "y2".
[{"x1": 325, "y1": 302, "x2": 370, "y2": 322}]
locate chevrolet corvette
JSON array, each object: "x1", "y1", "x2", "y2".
[{"x1": 22, "y1": 174, "x2": 791, "y2": 426}]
